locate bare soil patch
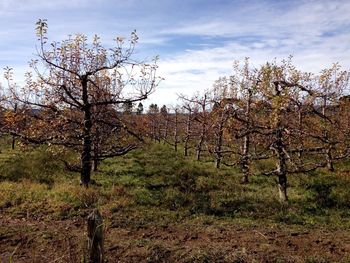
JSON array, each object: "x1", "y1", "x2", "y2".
[{"x1": 1, "y1": 214, "x2": 350, "y2": 262}]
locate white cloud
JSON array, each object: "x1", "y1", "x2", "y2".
[
  {"x1": 1, "y1": 0, "x2": 349, "y2": 106},
  {"x1": 141, "y1": 0, "x2": 350, "y2": 104},
  {"x1": 164, "y1": 0, "x2": 350, "y2": 39},
  {"x1": 152, "y1": 27, "x2": 350, "y2": 105}
]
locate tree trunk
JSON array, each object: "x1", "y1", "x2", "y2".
[
  {"x1": 157, "y1": 124, "x2": 161, "y2": 143},
  {"x1": 196, "y1": 140, "x2": 203, "y2": 161},
  {"x1": 93, "y1": 131, "x2": 100, "y2": 172},
  {"x1": 11, "y1": 104, "x2": 17, "y2": 150},
  {"x1": 163, "y1": 117, "x2": 169, "y2": 144},
  {"x1": 196, "y1": 121, "x2": 205, "y2": 161},
  {"x1": 173, "y1": 109, "x2": 179, "y2": 152},
  {"x1": 184, "y1": 140, "x2": 189, "y2": 156},
  {"x1": 241, "y1": 149, "x2": 249, "y2": 184},
  {"x1": 241, "y1": 90, "x2": 252, "y2": 183},
  {"x1": 81, "y1": 119, "x2": 92, "y2": 187},
  {"x1": 214, "y1": 155, "x2": 221, "y2": 169},
  {"x1": 151, "y1": 119, "x2": 157, "y2": 142},
  {"x1": 297, "y1": 110, "x2": 303, "y2": 159},
  {"x1": 326, "y1": 147, "x2": 335, "y2": 172},
  {"x1": 278, "y1": 173, "x2": 288, "y2": 202},
  {"x1": 81, "y1": 78, "x2": 92, "y2": 187},
  {"x1": 214, "y1": 112, "x2": 225, "y2": 169},
  {"x1": 93, "y1": 156, "x2": 99, "y2": 172},
  {"x1": 322, "y1": 97, "x2": 334, "y2": 172},
  {"x1": 275, "y1": 128, "x2": 288, "y2": 202},
  {"x1": 92, "y1": 147, "x2": 100, "y2": 172},
  {"x1": 196, "y1": 95, "x2": 207, "y2": 161},
  {"x1": 11, "y1": 136, "x2": 15, "y2": 150},
  {"x1": 184, "y1": 112, "x2": 192, "y2": 156}
]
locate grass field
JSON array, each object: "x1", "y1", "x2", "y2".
[{"x1": 1, "y1": 139, "x2": 350, "y2": 262}]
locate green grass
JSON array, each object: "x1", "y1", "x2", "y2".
[{"x1": 1, "y1": 140, "x2": 350, "y2": 230}]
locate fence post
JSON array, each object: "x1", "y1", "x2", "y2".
[{"x1": 86, "y1": 209, "x2": 104, "y2": 263}]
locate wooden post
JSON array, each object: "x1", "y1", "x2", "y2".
[{"x1": 86, "y1": 209, "x2": 104, "y2": 263}]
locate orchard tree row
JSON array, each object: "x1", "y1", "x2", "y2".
[
  {"x1": 143, "y1": 58, "x2": 350, "y2": 202},
  {"x1": 1, "y1": 20, "x2": 349, "y2": 203}
]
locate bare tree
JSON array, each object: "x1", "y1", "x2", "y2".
[
  {"x1": 193, "y1": 93, "x2": 211, "y2": 161},
  {"x1": 10, "y1": 19, "x2": 160, "y2": 187},
  {"x1": 254, "y1": 59, "x2": 349, "y2": 201},
  {"x1": 172, "y1": 107, "x2": 180, "y2": 152},
  {"x1": 147, "y1": 104, "x2": 161, "y2": 142},
  {"x1": 179, "y1": 97, "x2": 195, "y2": 157},
  {"x1": 312, "y1": 64, "x2": 349, "y2": 171}
]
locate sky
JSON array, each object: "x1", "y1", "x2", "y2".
[{"x1": 0, "y1": 0, "x2": 349, "y2": 107}]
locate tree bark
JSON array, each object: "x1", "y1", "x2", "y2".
[
  {"x1": 214, "y1": 108, "x2": 225, "y2": 168},
  {"x1": 184, "y1": 111, "x2": 192, "y2": 156},
  {"x1": 93, "y1": 128, "x2": 100, "y2": 172},
  {"x1": 11, "y1": 136, "x2": 15, "y2": 150},
  {"x1": 241, "y1": 137, "x2": 250, "y2": 184},
  {"x1": 241, "y1": 89, "x2": 252, "y2": 183},
  {"x1": 163, "y1": 117, "x2": 169, "y2": 144},
  {"x1": 11, "y1": 104, "x2": 17, "y2": 150},
  {"x1": 278, "y1": 172, "x2": 288, "y2": 202},
  {"x1": 297, "y1": 110, "x2": 303, "y2": 159},
  {"x1": 275, "y1": 128, "x2": 288, "y2": 202},
  {"x1": 81, "y1": 77, "x2": 93, "y2": 187},
  {"x1": 93, "y1": 149, "x2": 99, "y2": 172},
  {"x1": 196, "y1": 139, "x2": 203, "y2": 161},
  {"x1": 322, "y1": 97, "x2": 334, "y2": 172},
  {"x1": 196, "y1": 95, "x2": 208, "y2": 161},
  {"x1": 196, "y1": 116, "x2": 206, "y2": 161},
  {"x1": 326, "y1": 147, "x2": 335, "y2": 172},
  {"x1": 173, "y1": 109, "x2": 179, "y2": 152}
]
